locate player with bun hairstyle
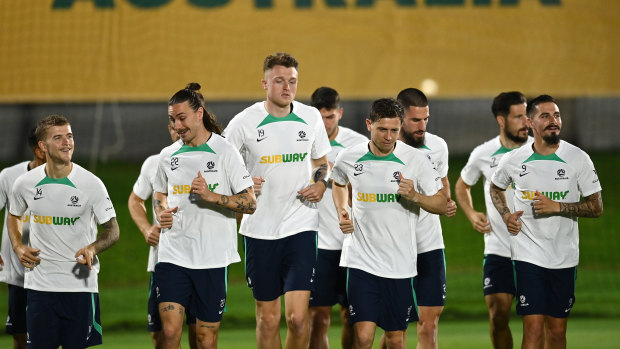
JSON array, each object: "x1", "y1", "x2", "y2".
[{"x1": 153, "y1": 83, "x2": 256, "y2": 349}]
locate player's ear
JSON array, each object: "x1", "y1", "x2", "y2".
[
  {"x1": 366, "y1": 119, "x2": 372, "y2": 132},
  {"x1": 495, "y1": 115, "x2": 505, "y2": 130}
]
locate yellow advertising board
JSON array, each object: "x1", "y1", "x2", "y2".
[{"x1": 0, "y1": 0, "x2": 618, "y2": 102}]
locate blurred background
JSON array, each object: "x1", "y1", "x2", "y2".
[{"x1": 0, "y1": 0, "x2": 618, "y2": 347}]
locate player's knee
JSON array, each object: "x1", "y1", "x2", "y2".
[
  {"x1": 196, "y1": 331, "x2": 218, "y2": 349},
  {"x1": 311, "y1": 309, "x2": 331, "y2": 330},
  {"x1": 489, "y1": 308, "x2": 510, "y2": 328},
  {"x1": 286, "y1": 311, "x2": 309, "y2": 335},
  {"x1": 161, "y1": 323, "x2": 183, "y2": 342},
  {"x1": 354, "y1": 331, "x2": 374, "y2": 349},
  {"x1": 257, "y1": 311, "x2": 281, "y2": 334},
  {"x1": 545, "y1": 324, "x2": 566, "y2": 341}
]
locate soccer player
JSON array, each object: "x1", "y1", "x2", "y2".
[
  {"x1": 0, "y1": 128, "x2": 45, "y2": 349},
  {"x1": 128, "y1": 124, "x2": 198, "y2": 349},
  {"x1": 7, "y1": 115, "x2": 120, "y2": 349},
  {"x1": 331, "y1": 98, "x2": 446, "y2": 349},
  {"x1": 454, "y1": 91, "x2": 531, "y2": 349},
  {"x1": 223, "y1": 52, "x2": 331, "y2": 349},
  {"x1": 392, "y1": 88, "x2": 456, "y2": 349},
  {"x1": 490, "y1": 95, "x2": 603, "y2": 349},
  {"x1": 309, "y1": 87, "x2": 368, "y2": 349},
  {"x1": 153, "y1": 83, "x2": 256, "y2": 349}
]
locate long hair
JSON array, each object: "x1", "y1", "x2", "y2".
[{"x1": 168, "y1": 82, "x2": 222, "y2": 134}]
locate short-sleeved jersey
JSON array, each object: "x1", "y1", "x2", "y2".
[
  {"x1": 9, "y1": 163, "x2": 116, "y2": 292},
  {"x1": 491, "y1": 141, "x2": 602, "y2": 269},
  {"x1": 223, "y1": 101, "x2": 331, "y2": 240},
  {"x1": 332, "y1": 141, "x2": 443, "y2": 278},
  {"x1": 0, "y1": 161, "x2": 32, "y2": 286},
  {"x1": 318, "y1": 127, "x2": 368, "y2": 250},
  {"x1": 132, "y1": 154, "x2": 160, "y2": 272},
  {"x1": 414, "y1": 132, "x2": 449, "y2": 253},
  {"x1": 153, "y1": 134, "x2": 253, "y2": 269},
  {"x1": 460, "y1": 136, "x2": 533, "y2": 257}
]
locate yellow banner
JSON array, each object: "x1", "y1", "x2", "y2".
[{"x1": 0, "y1": 0, "x2": 618, "y2": 102}]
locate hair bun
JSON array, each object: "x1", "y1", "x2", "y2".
[{"x1": 185, "y1": 82, "x2": 201, "y2": 91}]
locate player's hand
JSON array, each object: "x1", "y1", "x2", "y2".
[
  {"x1": 14, "y1": 244, "x2": 41, "y2": 268},
  {"x1": 298, "y1": 181, "x2": 326, "y2": 203},
  {"x1": 192, "y1": 171, "x2": 218, "y2": 203},
  {"x1": 252, "y1": 176, "x2": 266, "y2": 196},
  {"x1": 397, "y1": 173, "x2": 420, "y2": 202},
  {"x1": 158, "y1": 206, "x2": 178, "y2": 229},
  {"x1": 446, "y1": 199, "x2": 457, "y2": 217},
  {"x1": 467, "y1": 211, "x2": 492, "y2": 234},
  {"x1": 502, "y1": 211, "x2": 524, "y2": 235},
  {"x1": 145, "y1": 224, "x2": 161, "y2": 247},
  {"x1": 75, "y1": 245, "x2": 96, "y2": 270},
  {"x1": 533, "y1": 191, "x2": 560, "y2": 216},
  {"x1": 339, "y1": 210, "x2": 354, "y2": 234}
]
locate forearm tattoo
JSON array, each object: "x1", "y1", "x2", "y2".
[
  {"x1": 490, "y1": 184, "x2": 510, "y2": 218},
  {"x1": 216, "y1": 188, "x2": 256, "y2": 214},
  {"x1": 93, "y1": 218, "x2": 120, "y2": 254},
  {"x1": 154, "y1": 199, "x2": 165, "y2": 213},
  {"x1": 558, "y1": 192, "x2": 603, "y2": 218},
  {"x1": 312, "y1": 164, "x2": 329, "y2": 184}
]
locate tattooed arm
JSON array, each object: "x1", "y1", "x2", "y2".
[
  {"x1": 298, "y1": 155, "x2": 329, "y2": 203},
  {"x1": 533, "y1": 191, "x2": 603, "y2": 218},
  {"x1": 490, "y1": 183, "x2": 523, "y2": 235},
  {"x1": 75, "y1": 217, "x2": 120, "y2": 270},
  {"x1": 214, "y1": 188, "x2": 257, "y2": 214}
]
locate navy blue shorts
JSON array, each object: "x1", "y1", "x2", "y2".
[
  {"x1": 244, "y1": 231, "x2": 317, "y2": 301},
  {"x1": 483, "y1": 254, "x2": 516, "y2": 296},
  {"x1": 414, "y1": 249, "x2": 447, "y2": 307},
  {"x1": 26, "y1": 290, "x2": 102, "y2": 349},
  {"x1": 346, "y1": 268, "x2": 418, "y2": 331},
  {"x1": 514, "y1": 261, "x2": 577, "y2": 318},
  {"x1": 154, "y1": 263, "x2": 228, "y2": 323},
  {"x1": 147, "y1": 272, "x2": 196, "y2": 332},
  {"x1": 309, "y1": 249, "x2": 347, "y2": 307},
  {"x1": 5, "y1": 284, "x2": 27, "y2": 334}
]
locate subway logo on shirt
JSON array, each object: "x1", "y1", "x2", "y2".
[
  {"x1": 172, "y1": 184, "x2": 219, "y2": 194},
  {"x1": 32, "y1": 215, "x2": 80, "y2": 225},
  {"x1": 259, "y1": 152, "x2": 308, "y2": 164},
  {"x1": 356, "y1": 192, "x2": 401, "y2": 203},
  {"x1": 521, "y1": 190, "x2": 569, "y2": 201}
]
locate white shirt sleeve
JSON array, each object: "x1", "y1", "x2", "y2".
[
  {"x1": 91, "y1": 178, "x2": 116, "y2": 225},
  {"x1": 225, "y1": 146, "x2": 255, "y2": 194},
  {"x1": 331, "y1": 151, "x2": 349, "y2": 186},
  {"x1": 222, "y1": 116, "x2": 246, "y2": 153},
  {"x1": 436, "y1": 138, "x2": 449, "y2": 178},
  {"x1": 311, "y1": 112, "x2": 331, "y2": 160},
  {"x1": 416, "y1": 157, "x2": 442, "y2": 196},
  {"x1": 491, "y1": 154, "x2": 513, "y2": 190},
  {"x1": 577, "y1": 151, "x2": 602, "y2": 197},
  {"x1": 460, "y1": 147, "x2": 482, "y2": 187},
  {"x1": 153, "y1": 154, "x2": 168, "y2": 194},
  {"x1": 0, "y1": 169, "x2": 8, "y2": 210},
  {"x1": 132, "y1": 156, "x2": 157, "y2": 200}
]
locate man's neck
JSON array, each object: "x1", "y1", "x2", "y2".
[
  {"x1": 369, "y1": 141, "x2": 394, "y2": 157},
  {"x1": 28, "y1": 158, "x2": 45, "y2": 171},
  {"x1": 329, "y1": 126, "x2": 340, "y2": 142},
  {"x1": 264, "y1": 100, "x2": 292, "y2": 118},
  {"x1": 499, "y1": 132, "x2": 525, "y2": 150},
  {"x1": 532, "y1": 138, "x2": 559, "y2": 155},
  {"x1": 45, "y1": 160, "x2": 72, "y2": 179}
]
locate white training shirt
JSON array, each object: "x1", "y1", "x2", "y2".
[
  {"x1": 414, "y1": 132, "x2": 448, "y2": 253},
  {"x1": 223, "y1": 101, "x2": 331, "y2": 240},
  {"x1": 460, "y1": 136, "x2": 533, "y2": 257},
  {"x1": 9, "y1": 163, "x2": 116, "y2": 293},
  {"x1": 318, "y1": 127, "x2": 368, "y2": 250},
  {"x1": 153, "y1": 134, "x2": 253, "y2": 269},
  {"x1": 132, "y1": 154, "x2": 160, "y2": 272},
  {"x1": 491, "y1": 141, "x2": 602, "y2": 269},
  {"x1": 332, "y1": 141, "x2": 443, "y2": 278},
  {"x1": 0, "y1": 161, "x2": 33, "y2": 287}
]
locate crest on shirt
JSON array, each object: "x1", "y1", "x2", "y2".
[
  {"x1": 204, "y1": 161, "x2": 218, "y2": 173},
  {"x1": 555, "y1": 168, "x2": 568, "y2": 180},
  {"x1": 68, "y1": 195, "x2": 82, "y2": 207},
  {"x1": 297, "y1": 130, "x2": 309, "y2": 142},
  {"x1": 391, "y1": 171, "x2": 401, "y2": 183}
]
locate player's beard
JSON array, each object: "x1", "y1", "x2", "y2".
[
  {"x1": 506, "y1": 126, "x2": 529, "y2": 144},
  {"x1": 542, "y1": 125, "x2": 561, "y2": 145},
  {"x1": 401, "y1": 129, "x2": 425, "y2": 148}
]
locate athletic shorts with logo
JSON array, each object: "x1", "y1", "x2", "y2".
[
  {"x1": 346, "y1": 268, "x2": 418, "y2": 331},
  {"x1": 147, "y1": 272, "x2": 196, "y2": 332},
  {"x1": 483, "y1": 254, "x2": 516, "y2": 296},
  {"x1": 5, "y1": 284, "x2": 27, "y2": 334},
  {"x1": 310, "y1": 249, "x2": 348, "y2": 307},
  {"x1": 413, "y1": 248, "x2": 446, "y2": 307},
  {"x1": 514, "y1": 261, "x2": 576, "y2": 318},
  {"x1": 26, "y1": 290, "x2": 102, "y2": 349},
  {"x1": 154, "y1": 263, "x2": 227, "y2": 323},
  {"x1": 244, "y1": 231, "x2": 317, "y2": 301}
]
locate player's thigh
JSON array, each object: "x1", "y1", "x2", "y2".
[
  {"x1": 414, "y1": 249, "x2": 446, "y2": 307},
  {"x1": 483, "y1": 254, "x2": 516, "y2": 296}
]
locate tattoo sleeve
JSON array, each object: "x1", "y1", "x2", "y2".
[
  {"x1": 490, "y1": 183, "x2": 510, "y2": 219},
  {"x1": 312, "y1": 163, "x2": 329, "y2": 183},
  {"x1": 558, "y1": 192, "x2": 603, "y2": 218},
  {"x1": 216, "y1": 187, "x2": 256, "y2": 214},
  {"x1": 93, "y1": 218, "x2": 120, "y2": 254}
]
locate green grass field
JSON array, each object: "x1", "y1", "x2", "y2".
[{"x1": 0, "y1": 152, "x2": 618, "y2": 347}]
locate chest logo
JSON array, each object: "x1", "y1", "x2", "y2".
[
  {"x1": 555, "y1": 168, "x2": 569, "y2": 180},
  {"x1": 297, "y1": 130, "x2": 309, "y2": 142},
  {"x1": 204, "y1": 161, "x2": 218, "y2": 173},
  {"x1": 171, "y1": 157, "x2": 179, "y2": 171},
  {"x1": 353, "y1": 163, "x2": 363, "y2": 176},
  {"x1": 257, "y1": 129, "x2": 268, "y2": 142},
  {"x1": 68, "y1": 195, "x2": 82, "y2": 207},
  {"x1": 34, "y1": 188, "x2": 44, "y2": 200}
]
